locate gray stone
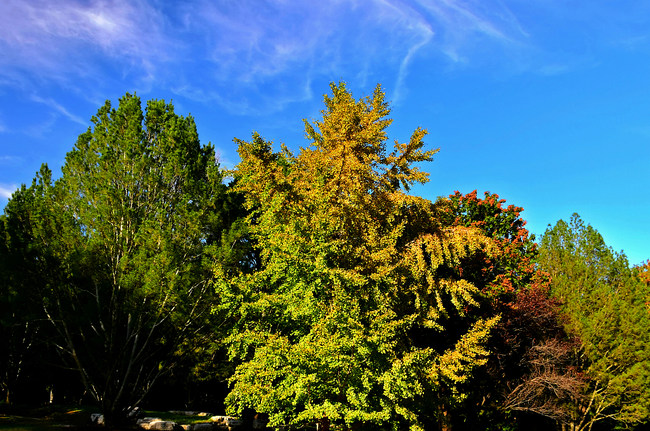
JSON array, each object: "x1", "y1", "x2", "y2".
[
  {"x1": 138, "y1": 417, "x2": 164, "y2": 423},
  {"x1": 209, "y1": 416, "x2": 243, "y2": 430},
  {"x1": 190, "y1": 423, "x2": 215, "y2": 430},
  {"x1": 147, "y1": 420, "x2": 179, "y2": 430},
  {"x1": 137, "y1": 418, "x2": 175, "y2": 430},
  {"x1": 90, "y1": 413, "x2": 104, "y2": 425}
]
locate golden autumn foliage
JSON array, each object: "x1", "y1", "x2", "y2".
[
  {"x1": 4, "y1": 85, "x2": 650, "y2": 431},
  {"x1": 635, "y1": 259, "x2": 650, "y2": 287},
  {"x1": 216, "y1": 83, "x2": 501, "y2": 430}
]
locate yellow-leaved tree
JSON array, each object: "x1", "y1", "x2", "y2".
[{"x1": 216, "y1": 83, "x2": 499, "y2": 431}]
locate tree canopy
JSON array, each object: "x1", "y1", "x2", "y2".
[
  {"x1": 1, "y1": 94, "x2": 245, "y2": 425},
  {"x1": 2, "y1": 83, "x2": 649, "y2": 431},
  {"x1": 218, "y1": 83, "x2": 500, "y2": 430},
  {"x1": 539, "y1": 214, "x2": 650, "y2": 429}
]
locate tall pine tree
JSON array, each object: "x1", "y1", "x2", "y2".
[
  {"x1": 1, "y1": 94, "x2": 239, "y2": 425},
  {"x1": 539, "y1": 214, "x2": 650, "y2": 429}
]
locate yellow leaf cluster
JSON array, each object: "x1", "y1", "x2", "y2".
[{"x1": 223, "y1": 82, "x2": 502, "y2": 430}]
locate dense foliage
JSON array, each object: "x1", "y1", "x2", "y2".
[
  {"x1": 1, "y1": 84, "x2": 648, "y2": 430},
  {"x1": 538, "y1": 214, "x2": 650, "y2": 429},
  {"x1": 434, "y1": 190, "x2": 574, "y2": 430},
  {"x1": 218, "y1": 83, "x2": 500, "y2": 431},
  {"x1": 1, "y1": 95, "x2": 248, "y2": 425}
]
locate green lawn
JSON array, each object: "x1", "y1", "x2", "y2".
[
  {"x1": 139, "y1": 410, "x2": 216, "y2": 424},
  {"x1": 0, "y1": 406, "x2": 218, "y2": 430},
  {"x1": 0, "y1": 415, "x2": 82, "y2": 430},
  {"x1": 0, "y1": 406, "x2": 98, "y2": 430}
]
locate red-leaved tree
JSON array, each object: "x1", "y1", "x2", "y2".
[{"x1": 437, "y1": 191, "x2": 581, "y2": 430}]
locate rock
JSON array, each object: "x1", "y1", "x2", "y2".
[
  {"x1": 150, "y1": 421, "x2": 179, "y2": 431},
  {"x1": 209, "y1": 416, "x2": 243, "y2": 430},
  {"x1": 90, "y1": 413, "x2": 104, "y2": 425},
  {"x1": 190, "y1": 424, "x2": 215, "y2": 430},
  {"x1": 147, "y1": 420, "x2": 179, "y2": 430},
  {"x1": 136, "y1": 412, "x2": 245, "y2": 431},
  {"x1": 137, "y1": 418, "x2": 179, "y2": 430},
  {"x1": 138, "y1": 417, "x2": 163, "y2": 426}
]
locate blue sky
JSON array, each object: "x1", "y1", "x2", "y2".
[{"x1": 1, "y1": 0, "x2": 649, "y2": 264}]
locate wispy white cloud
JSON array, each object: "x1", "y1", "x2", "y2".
[
  {"x1": 0, "y1": 184, "x2": 17, "y2": 199},
  {"x1": 214, "y1": 147, "x2": 237, "y2": 171},
  {"x1": 0, "y1": 155, "x2": 21, "y2": 164},
  {"x1": 394, "y1": 0, "x2": 528, "y2": 65},
  {"x1": 180, "y1": 2, "x2": 344, "y2": 81},
  {"x1": 0, "y1": 0, "x2": 171, "y2": 85},
  {"x1": 24, "y1": 114, "x2": 58, "y2": 139},
  {"x1": 31, "y1": 95, "x2": 87, "y2": 126},
  {"x1": 167, "y1": 0, "x2": 437, "y2": 111},
  {"x1": 172, "y1": 0, "x2": 533, "y2": 110},
  {"x1": 0, "y1": 0, "x2": 562, "y2": 114}
]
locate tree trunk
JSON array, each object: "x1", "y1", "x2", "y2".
[
  {"x1": 316, "y1": 417, "x2": 331, "y2": 431},
  {"x1": 438, "y1": 405, "x2": 452, "y2": 431}
]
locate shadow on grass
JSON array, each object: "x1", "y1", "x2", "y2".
[{"x1": 0, "y1": 405, "x2": 108, "y2": 431}]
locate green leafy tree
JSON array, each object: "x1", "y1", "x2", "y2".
[
  {"x1": 0, "y1": 166, "x2": 74, "y2": 405},
  {"x1": 0, "y1": 186, "x2": 39, "y2": 405},
  {"x1": 3, "y1": 94, "x2": 233, "y2": 425},
  {"x1": 218, "y1": 83, "x2": 500, "y2": 431},
  {"x1": 152, "y1": 179, "x2": 257, "y2": 411},
  {"x1": 538, "y1": 214, "x2": 650, "y2": 429}
]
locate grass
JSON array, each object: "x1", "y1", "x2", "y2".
[
  {"x1": 0, "y1": 406, "x2": 97, "y2": 430},
  {"x1": 0, "y1": 405, "x2": 221, "y2": 430},
  {"x1": 139, "y1": 410, "x2": 216, "y2": 425}
]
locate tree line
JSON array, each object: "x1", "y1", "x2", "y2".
[{"x1": 1, "y1": 83, "x2": 649, "y2": 430}]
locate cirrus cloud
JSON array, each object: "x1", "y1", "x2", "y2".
[
  {"x1": 0, "y1": 0, "x2": 532, "y2": 113},
  {"x1": 0, "y1": 184, "x2": 17, "y2": 199}
]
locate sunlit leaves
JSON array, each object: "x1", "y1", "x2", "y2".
[
  {"x1": 539, "y1": 214, "x2": 650, "y2": 427},
  {"x1": 437, "y1": 190, "x2": 538, "y2": 296},
  {"x1": 437, "y1": 316, "x2": 499, "y2": 383},
  {"x1": 27, "y1": 93, "x2": 227, "y2": 424},
  {"x1": 222, "y1": 83, "x2": 498, "y2": 430}
]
